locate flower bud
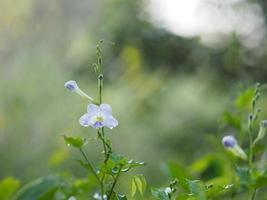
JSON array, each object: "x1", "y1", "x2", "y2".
[
  {"x1": 222, "y1": 135, "x2": 237, "y2": 148},
  {"x1": 253, "y1": 120, "x2": 267, "y2": 145},
  {"x1": 222, "y1": 135, "x2": 247, "y2": 160},
  {"x1": 64, "y1": 80, "x2": 94, "y2": 102},
  {"x1": 64, "y1": 80, "x2": 79, "y2": 92}
]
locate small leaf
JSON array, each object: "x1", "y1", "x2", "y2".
[
  {"x1": 151, "y1": 187, "x2": 170, "y2": 200},
  {"x1": 223, "y1": 112, "x2": 241, "y2": 130},
  {"x1": 0, "y1": 177, "x2": 20, "y2": 200},
  {"x1": 236, "y1": 167, "x2": 251, "y2": 186},
  {"x1": 252, "y1": 170, "x2": 267, "y2": 189},
  {"x1": 63, "y1": 135, "x2": 87, "y2": 148},
  {"x1": 186, "y1": 179, "x2": 206, "y2": 200},
  {"x1": 131, "y1": 179, "x2": 137, "y2": 197},
  {"x1": 206, "y1": 184, "x2": 232, "y2": 198},
  {"x1": 109, "y1": 153, "x2": 128, "y2": 166},
  {"x1": 131, "y1": 175, "x2": 146, "y2": 197},
  {"x1": 235, "y1": 87, "x2": 254, "y2": 110}
]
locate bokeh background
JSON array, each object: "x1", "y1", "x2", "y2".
[{"x1": 1, "y1": 0, "x2": 267, "y2": 187}]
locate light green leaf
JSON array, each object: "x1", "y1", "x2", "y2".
[
  {"x1": 63, "y1": 135, "x2": 87, "y2": 148},
  {"x1": 0, "y1": 177, "x2": 20, "y2": 200},
  {"x1": 131, "y1": 175, "x2": 146, "y2": 197},
  {"x1": 131, "y1": 178, "x2": 137, "y2": 197},
  {"x1": 235, "y1": 87, "x2": 254, "y2": 110}
]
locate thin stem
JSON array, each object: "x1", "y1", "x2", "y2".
[
  {"x1": 98, "y1": 130, "x2": 108, "y2": 161},
  {"x1": 79, "y1": 148, "x2": 103, "y2": 195},
  {"x1": 250, "y1": 189, "x2": 257, "y2": 200},
  {"x1": 107, "y1": 168, "x2": 122, "y2": 200},
  {"x1": 248, "y1": 128, "x2": 253, "y2": 168},
  {"x1": 98, "y1": 74, "x2": 103, "y2": 105}
]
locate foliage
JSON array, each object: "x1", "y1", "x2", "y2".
[{"x1": 1, "y1": 43, "x2": 267, "y2": 200}]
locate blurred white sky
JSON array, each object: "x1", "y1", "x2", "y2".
[{"x1": 146, "y1": 0, "x2": 266, "y2": 49}]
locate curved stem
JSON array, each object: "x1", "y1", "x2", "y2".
[
  {"x1": 250, "y1": 189, "x2": 257, "y2": 200},
  {"x1": 79, "y1": 148, "x2": 103, "y2": 195},
  {"x1": 107, "y1": 168, "x2": 122, "y2": 200}
]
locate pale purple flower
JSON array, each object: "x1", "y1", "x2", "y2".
[
  {"x1": 222, "y1": 135, "x2": 237, "y2": 148},
  {"x1": 79, "y1": 104, "x2": 118, "y2": 129},
  {"x1": 222, "y1": 135, "x2": 247, "y2": 160},
  {"x1": 64, "y1": 80, "x2": 94, "y2": 101},
  {"x1": 64, "y1": 80, "x2": 77, "y2": 91}
]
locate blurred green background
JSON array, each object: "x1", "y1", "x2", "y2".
[{"x1": 1, "y1": 0, "x2": 267, "y2": 187}]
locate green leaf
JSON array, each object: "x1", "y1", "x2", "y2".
[
  {"x1": 14, "y1": 176, "x2": 61, "y2": 200},
  {"x1": 235, "y1": 87, "x2": 254, "y2": 110},
  {"x1": 131, "y1": 178, "x2": 137, "y2": 197},
  {"x1": 253, "y1": 176, "x2": 267, "y2": 189},
  {"x1": 63, "y1": 135, "x2": 87, "y2": 148},
  {"x1": 0, "y1": 177, "x2": 20, "y2": 200},
  {"x1": 109, "y1": 152, "x2": 128, "y2": 166},
  {"x1": 252, "y1": 170, "x2": 267, "y2": 189},
  {"x1": 206, "y1": 184, "x2": 232, "y2": 198},
  {"x1": 131, "y1": 175, "x2": 146, "y2": 197},
  {"x1": 164, "y1": 162, "x2": 190, "y2": 191},
  {"x1": 223, "y1": 112, "x2": 241, "y2": 130},
  {"x1": 186, "y1": 179, "x2": 206, "y2": 200},
  {"x1": 151, "y1": 187, "x2": 170, "y2": 200},
  {"x1": 236, "y1": 167, "x2": 251, "y2": 186}
]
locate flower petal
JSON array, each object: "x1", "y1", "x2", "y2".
[
  {"x1": 64, "y1": 80, "x2": 78, "y2": 92},
  {"x1": 92, "y1": 121, "x2": 104, "y2": 129},
  {"x1": 100, "y1": 104, "x2": 112, "y2": 114},
  {"x1": 79, "y1": 114, "x2": 90, "y2": 127},
  {"x1": 104, "y1": 116, "x2": 118, "y2": 129},
  {"x1": 87, "y1": 104, "x2": 99, "y2": 114}
]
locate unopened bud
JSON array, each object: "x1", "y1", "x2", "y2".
[{"x1": 64, "y1": 80, "x2": 94, "y2": 102}]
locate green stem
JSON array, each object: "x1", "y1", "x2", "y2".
[
  {"x1": 98, "y1": 74, "x2": 103, "y2": 105},
  {"x1": 98, "y1": 130, "x2": 108, "y2": 161},
  {"x1": 107, "y1": 168, "x2": 122, "y2": 200},
  {"x1": 248, "y1": 128, "x2": 253, "y2": 168},
  {"x1": 79, "y1": 148, "x2": 103, "y2": 195},
  {"x1": 250, "y1": 189, "x2": 257, "y2": 200}
]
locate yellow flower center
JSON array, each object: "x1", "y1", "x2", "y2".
[{"x1": 96, "y1": 116, "x2": 104, "y2": 122}]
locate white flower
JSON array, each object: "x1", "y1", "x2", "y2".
[{"x1": 79, "y1": 104, "x2": 118, "y2": 129}]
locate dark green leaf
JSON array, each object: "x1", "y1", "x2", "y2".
[
  {"x1": 236, "y1": 167, "x2": 251, "y2": 186},
  {"x1": 14, "y1": 176, "x2": 61, "y2": 200}
]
